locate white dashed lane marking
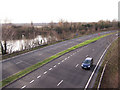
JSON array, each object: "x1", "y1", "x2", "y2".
[
  {"x1": 24, "y1": 46, "x2": 83, "y2": 88},
  {"x1": 67, "y1": 56, "x2": 70, "y2": 58},
  {"x1": 16, "y1": 61, "x2": 23, "y2": 64},
  {"x1": 30, "y1": 80, "x2": 34, "y2": 83},
  {"x1": 54, "y1": 65, "x2": 56, "y2": 67},
  {"x1": 73, "y1": 53, "x2": 75, "y2": 55},
  {"x1": 37, "y1": 75, "x2": 41, "y2": 79},
  {"x1": 44, "y1": 71, "x2": 47, "y2": 74},
  {"x1": 75, "y1": 64, "x2": 79, "y2": 67},
  {"x1": 57, "y1": 80, "x2": 63, "y2": 86},
  {"x1": 65, "y1": 58, "x2": 67, "y2": 60},
  {"x1": 62, "y1": 60, "x2": 64, "y2": 62},
  {"x1": 49, "y1": 68, "x2": 52, "y2": 71},
  {"x1": 21, "y1": 85, "x2": 26, "y2": 89}
]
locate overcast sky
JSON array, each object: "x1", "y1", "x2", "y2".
[{"x1": 0, "y1": 0, "x2": 119, "y2": 23}]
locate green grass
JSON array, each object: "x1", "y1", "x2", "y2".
[
  {"x1": 2, "y1": 30, "x2": 113, "y2": 60},
  {"x1": 0, "y1": 32, "x2": 115, "y2": 88},
  {"x1": 2, "y1": 42, "x2": 61, "y2": 60}
]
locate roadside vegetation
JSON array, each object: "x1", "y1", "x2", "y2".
[
  {"x1": 94, "y1": 37, "x2": 119, "y2": 88},
  {"x1": 2, "y1": 41, "x2": 61, "y2": 60},
  {"x1": 1, "y1": 20, "x2": 118, "y2": 56},
  {"x1": 1, "y1": 31, "x2": 111, "y2": 60},
  {"x1": 0, "y1": 32, "x2": 114, "y2": 88},
  {"x1": 100, "y1": 37, "x2": 119, "y2": 88}
]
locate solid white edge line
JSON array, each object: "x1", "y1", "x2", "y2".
[
  {"x1": 21, "y1": 85, "x2": 26, "y2": 89},
  {"x1": 97, "y1": 64, "x2": 107, "y2": 89},
  {"x1": 57, "y1": 80, "x2": 63, "y2": 86},
  {"x1": 84, "y1": 43, "x2": 111, "y2": 90},
  {"x1": 96, "y1": 37, "x2": 118, "y2": 89}
]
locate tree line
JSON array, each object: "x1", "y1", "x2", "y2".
[{"x1": 1, "y1": 20, "x2": 118, "y2": 55}]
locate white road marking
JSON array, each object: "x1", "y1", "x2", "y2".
[
  {"x1": 97, "y1": 64, "x2": 107, "y2": 88},
  {"x1": 58, "y1": 63, "x2": 60, "y2": 65},
  {"x1": 75, "y1": 64, "x2": 79, "y2": 67},
  {"x1": 62, "y1": 60, "x2": 64, "y2": 62},
  {"x1": 21, "y1": 85, "x2": 26, "y2": 89},
  {"x1": 71, "y1": 55, "x2": 73, "y2": 56},
  {"x1": 67, "y1": 56, "x2": 70, "y2": 58},
  {"x1": 86, "y1": 55, "x2": 88, "y2": 57},
  {"x1": 49, "y1": 68, "x2": 52, "y2": 70},
  {"x1": 57, "y1": 80, "x2": 63, "y2": 86},
  {"x1": 65, "y1": 58, "x2": 67, "y2": 60},
  {"x1": 54, "y1": 65, "x2": 56, "y2": 67},
  {"x1": 44, "y1": 71, "x2": 47, "y2": 74},
  {"x1": 84, "y1": 43, "x2": 111, "y2": 90},
  {"x1": 16, "y1": 61, "x2": 23, "y2": 64},
  {"x1": 37, "y1": 75, "x2": 41, "y2": 79},
  {"x1": 30, "y1": 80, "x2": 34, "y2": 83}
]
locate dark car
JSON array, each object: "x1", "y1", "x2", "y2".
[{"x1": 81, "y1": 57, "x2": 93, "y2": 69}]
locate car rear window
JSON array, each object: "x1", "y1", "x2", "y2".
[{"x1": 83, "y1": 60, "x2": 91, "y2": 64}]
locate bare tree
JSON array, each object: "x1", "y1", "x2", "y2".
[
  {"x1": 0, "y1": 20, "x2": 2, "y2": 55},
  {"x1": 2, "y1": 19, "x2": 14, "y2": 54}
]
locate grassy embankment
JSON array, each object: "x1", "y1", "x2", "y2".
[
  {"x1": 94, "y1": 37, "x2": 119, "y2": 88},
  {"x1": 0, "y1": 32, "x2": 115, "y2": 88}
]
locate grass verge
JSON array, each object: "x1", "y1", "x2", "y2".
[
  {"x1": 2, "y1": 41, "x2": 61, "y2": 60},
  {"x1": 2, "y1": 30, "x2": 113, "y2": 60},
  {"x1": 93, "y1": 37, "x2": 119, "y2": 88},
  {"x1": 0, "y1": 32, "x2": 115, "y2": 88}
]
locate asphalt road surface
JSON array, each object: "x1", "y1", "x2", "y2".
[
  {"x1": 2, "y1": 31, "x2": 114, "y2": 80},
  {"x1": 3, "y1": 31, "x2": 118, "y2": 88}
]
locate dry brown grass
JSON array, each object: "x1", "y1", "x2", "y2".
[{"x1": 100, "y1": 37, "x2": 119, "y2": 88}]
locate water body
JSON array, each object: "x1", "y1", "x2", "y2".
[{"x1": 2, "y1": 35, "x2": 48, "y2": 54}]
